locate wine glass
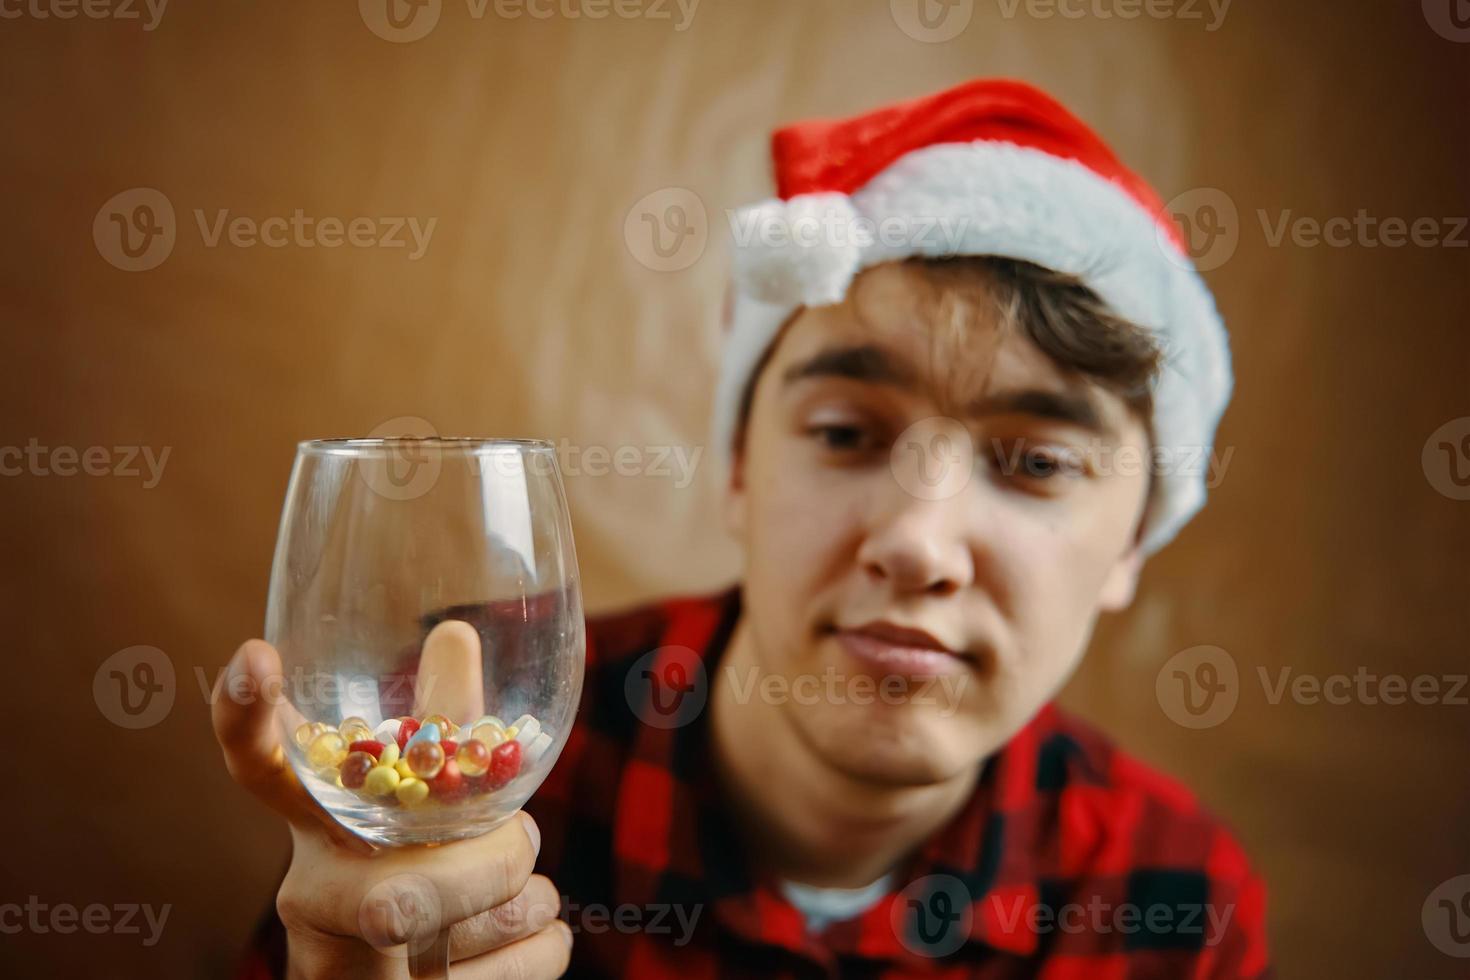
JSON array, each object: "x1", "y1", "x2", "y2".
[{"x1": 264, "y1": 437, "x2": 585, "y2": 977}]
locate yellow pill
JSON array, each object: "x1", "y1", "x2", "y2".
[
  {"x1": 339, "y1": 722, "x2": 373, "y2": 745},
  {"x1": 396, "y1": 777, "x2": 430, "y2": 807},
  {"x1": 340, "y1": 715, "x2": 370, "y2": 732},
  {"x1": 471, "y1": 723, "x2": 506, "y2": 748},
  {"x1": 503, "y1": 726, "x2": 518, "y2": 740},
  {"x1": 306, "y1": 731, "x2": 347, "y2": 770},
  {"x1": 363, "y1": 765, "x2": 400, "y2": 797},
  {"x1": 378, "y1": 741, "x2": 401, "y2": 768},
  {"x1": 395, "y1": 758, "x2": 414, "y2": 779},
  {"x1": 293, "y1": 722, "x2": 317, "y2": 748}
]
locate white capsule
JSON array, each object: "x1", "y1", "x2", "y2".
[
  {"x1": 525, "y1": 731, "x2": 553, "y2": 764},
  {"x1": 373, "y1": 718, "x2": 402, "y2": 743},
  {"x1": 511, "y1": 715, "x2": 541, "y2": 745}
]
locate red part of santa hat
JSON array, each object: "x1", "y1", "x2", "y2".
[
  {"x1": 769, "y1": 78, "x2": 1184, "y2": 252},
  {"x1": 712, "y1": 78, "x2": 1233, "y2": 556}
]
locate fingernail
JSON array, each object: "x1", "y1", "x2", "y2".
[{"x1": 521, "y1": 812, "x2": 541, "y2": 857}]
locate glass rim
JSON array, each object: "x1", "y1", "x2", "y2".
[{"x1": 298, "y1": 437, "x2": 557, "y2": 456}]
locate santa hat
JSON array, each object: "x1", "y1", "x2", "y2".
[{"x1": 711, "y1": 78, "x2": 1231, "y2": 555}]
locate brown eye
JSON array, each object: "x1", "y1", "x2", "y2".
[
  {"x1": 1021, "y1": 450, "x2": 1064, "y2": 478},
  {"x1": 809, "y1": 424, "x2": 871, "y2": 452}
]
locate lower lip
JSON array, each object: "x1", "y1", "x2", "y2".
[{"x1": 833, "y1": 630, "x2": 971, "y2": 676}]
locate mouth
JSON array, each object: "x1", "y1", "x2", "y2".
[{"x1": 829, "y1": 619, "x2": 975, "y2": 677}]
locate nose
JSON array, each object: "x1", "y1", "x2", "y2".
[{"x1": 857, "y1": 499, "x2": 976, "y2": 597}]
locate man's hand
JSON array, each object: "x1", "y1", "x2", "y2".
[{"x1": 212, "y1": 639, "x2": 573, "y2": 979}]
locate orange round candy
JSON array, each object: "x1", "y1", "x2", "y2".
[
  {"x1": 405, "y1": 739, "x2": 445, "y2": 779},
  {"x1": 339, "y1": 751, "x2": 375, "y2": 790},
  {"x1": 456, "y1": 739, "x2": 491, "y2": 777}
]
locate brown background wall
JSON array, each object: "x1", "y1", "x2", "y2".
[{"x1": 2, "y1": 1, "x2": 1467, "y2": 976}]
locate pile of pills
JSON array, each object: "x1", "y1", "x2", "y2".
[{"x1": 294, "y1": 712, "x2": 554, "y2": 808}]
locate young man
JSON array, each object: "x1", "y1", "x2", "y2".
[{"x1": 221, "y1": 79, "x2": 1269, "y2": 977}]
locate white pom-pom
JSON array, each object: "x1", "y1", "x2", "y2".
[{"x1": 731, "y1": 193, "x2": 865, "y2": 307}]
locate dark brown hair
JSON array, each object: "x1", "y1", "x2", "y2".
[{"x1": 733, "y1": 255, "x2": 1162, "y2": 445}]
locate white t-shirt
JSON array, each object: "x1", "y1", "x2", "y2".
[{"x1": 778, "y1": 873, "x2": 895, "y2": 933}]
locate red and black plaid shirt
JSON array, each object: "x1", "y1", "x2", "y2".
[{"x1": 241, "y1": 584, "x2": 1271, "y2": 978}]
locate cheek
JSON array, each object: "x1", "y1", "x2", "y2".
[
  {"x1": 744, "y1": 441, "x2": 870, "y2": 591},
  {"x1": 997, "y1": 490, "x2": 1140, "y2": 668}
]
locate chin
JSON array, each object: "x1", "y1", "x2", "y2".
[{"x1": 796, "y1": 700, "x2": 982, "y2": 786}]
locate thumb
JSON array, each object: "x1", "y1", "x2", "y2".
[{"x1": 212, "y1": 640, "x2": 369, "y2": 849}]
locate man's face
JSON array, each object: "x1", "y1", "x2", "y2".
[{"x1": 724, "y1": 261, "x2": 1151, "y2": 787}]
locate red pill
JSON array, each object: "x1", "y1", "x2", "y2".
[
  {"x1": 348, "y1": 739, "x2": 385, "y2": 760},
  {"x1": 339, "y1": 751, "x2": 375, "y2": 790},
  {"x1": 429, "y1": 758, "x2": 465, "y2": 800},
  {"x1": 396, "y1": 717, "x2": 421, "y2": 750},
  {"x1": 487, "y1": 739, "x2": 522, "y2": 789}
]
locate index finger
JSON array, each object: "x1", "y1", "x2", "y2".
[{"x1": 412, "y1": 619, "x2": 486, "y2": 723}]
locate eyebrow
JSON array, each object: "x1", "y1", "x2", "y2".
[{"x1": 781, "y1": 343, "x2": 1111, "y2": 433}]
